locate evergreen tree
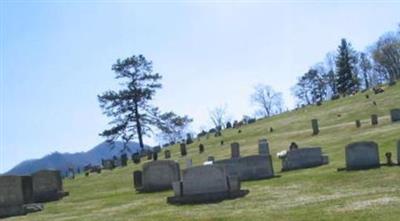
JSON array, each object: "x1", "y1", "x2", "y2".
[
  {"x1": 335, "y1": 39, "x2": 359, "y2": 95},
  {"x1": 98, "y1": 55, "x2": 162, "y2": 150}
]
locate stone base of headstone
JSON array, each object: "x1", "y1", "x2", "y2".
[
  {"x1": 23, "y1": 203, "x2": 44, "y2": 214},
  {"x1": 33, "y1": 190, "x2": 68, "y2": 203},
  {"x1": 0, "y1": 205, "x2": 27, "y2": 218},
  {"x1": 166, "y1": 189, "x2": 249, "y2": 205}
]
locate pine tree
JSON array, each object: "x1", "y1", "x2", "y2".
[
  {"x1": 335, "y1": 39, "x2": 359, "y2": 95},
  {"x1": 98, "y1": 55, "x2": 162, "y2": 150}
]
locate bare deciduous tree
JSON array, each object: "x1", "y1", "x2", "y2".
[
  {"x1": 251, "y1": 84, "x2": 283, "y2": 118},
  {"x1": 209, "y1": 105, "x2": 229, "y2": 129}
]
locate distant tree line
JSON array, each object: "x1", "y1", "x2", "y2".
[
  {"x1": 292, "y1": 24, "x2": 400, "y2": 106},
  {"x1": 98, "y1": 25, "x2": 399, "y2": 148}
]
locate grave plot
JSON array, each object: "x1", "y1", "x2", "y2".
[{"x1": 167, "y1": 165, "x2": 249, "y2": 204}]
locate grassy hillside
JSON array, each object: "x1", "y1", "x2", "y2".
[{"x1": 7, "y1": 84, "x2": 400, "y2": 221}]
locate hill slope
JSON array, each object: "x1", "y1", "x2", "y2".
[
  {"x1": 6, "y1": 83, "x2": 400, "y2": 221},
  {"x1": 6, "y1": 141, "x2": 142, "y2": 176}
]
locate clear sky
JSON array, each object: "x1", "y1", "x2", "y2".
[{"x1": 1, "y1": 1, "x2": 399, "y2": 173}]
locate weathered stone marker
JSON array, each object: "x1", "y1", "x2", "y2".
[
  {"x1": 397, "y1": 140, "x2": 400, "y2": 165},
  {"x1": 371, "y1": 114, "x2": 378, "y2": 126},
  {"x1": 385, "y1": 152, "x2": 394, "y2": 166},
  {"x1": 281, "y1": 147, "x2": 329, "y2": 171},
  {"x1": 231, "y1": 142, "x2": 240, "y2": 159},
  {"x1": 114, "y1": 156, "x2": 122, "y2": 167},
  {"x1": 121, "y1": 154, "x2": 128, "y2": 167},
  {"x1": 153, "y1": 152, "x2": 158, "y2": 161},
  {"x1": 134, "y1": 160, "x2": 180, "y2": 192},
  {"x1": 311, "y1": 119, "x2": 319, "y2": 135},
  {"x1": 258, "y1": 139, "x2": 270, "y2": 155},
  {"x1": 164, "y1": 150, "x2": 171, "y2": 159},
  {"x1": 355, "y1": 120, "x2": 361, "y2": 128},
  {"x1": 180, "y1": 143, "x2": 187, "y2": 156},
  {"x1": 0, "y1": 176, "x2": 34, "y2": 218},
  {"x1": 345, "y1": 141, "x2": 380, "y2": 170},
  {"x1": 132, "y1": 153, "x2": 141, "y2": 164},
  {"x1": 147, "y1": 152, "x2": 153, "y2": 160},
  {"x1": 32, "y1": 170, "x2": 67, "y2": 203},
  {"x1": 167, "y1": 165, "x2": 249, "y2": 204},
  {"x1": 390, "y1": 109, "x2": 400, "y2": 122},
  {"x1": 133, "y1": 171, "x2": 142, "y2": 189},
  {"x1": 199, "y1": 144, "x2": 204, "y2": 154},
  {"x1": 102, "y1": 159, "x2": 115, "y2": 170}
]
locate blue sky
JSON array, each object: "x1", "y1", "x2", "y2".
[{"x1": 1, "y1": 1, "x2": 399, "y2": 173}]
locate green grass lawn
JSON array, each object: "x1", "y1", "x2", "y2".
[{"x1": 7, "y1": 84, "x2": 400, "y2": 221}]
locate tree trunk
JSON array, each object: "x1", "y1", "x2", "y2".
[{"x1": 134, "y1": 101, "x2": 144, "y2": 150}]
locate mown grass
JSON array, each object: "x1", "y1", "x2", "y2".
[{"x1": 6, "y1": 83, "x2": 400, "y2": 221}]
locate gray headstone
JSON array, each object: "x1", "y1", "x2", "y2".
[
  {"x1": 114, "y1": 157, "x2": 122, "y2": 167},
  {"x1": 186, "y1": 159, "x2": 192, "y2": 168},
  {"x1": 390, "y1": 109, "x2": 400, "y2": 122},
  {"x1": 102, "y1": 159, "x2": 115, "y2": 170},
  {"x1": 147, "y1": 152, "x2": 152, "y2": 160},
  {"x1": 258, "y1": 139, "x2": 270, "y2": 155},
  {"x1": 214, "y1": 155, "x2": 274, "y2": 181},
  {"x1": 231, "y1": 143, "x2": 240, "y2": 159},
  {"x1": 167, "y1": 165, "x2": 249, "y2": 204},
  {"x1": 199, "y1": 144, "x2": 204, "y2": 153},
  {"x1": 132, "y1": 154, "x2": 141, "y2": 164},
  {"x1": 345, "y1": 141, "x2": 380, "y2": 170},
  {"x1": 137, "y1": 160, "x2": 180, "y2": 192},
  {"x1": 355, "y1": 120, "x2": 361, "y2": 128},
  {"x1": 32, "y1": 170, "x2": 63, "y2": 203},
  {"x1": 397, "y1": 140, "x2": 400, "y2": 165},
  {"x1": 311, "y1": 119, "x2": 319, "y2": 135},
  {"x1": 180, "y1": 143, "x2": 187, "y2": 156},
  {"x1": 0, "y1": 176, "x2": 32, "y2": 207},
  {"x1": 121, "y1": 154, "x2": 128, "y2": 167},
  {"x1": 0, "y1": 176, "x2": 33, "y2": 218},
  {"x1": 133, "y1": 171, "x2": 142, "y2": 189},
  {"x1": 371, "y1": 114, "x2": 378, "y2": 126},
  {"x1": 153, "y1": 146, "x2": 161, "y2": 153},
  {"x1": 182, "y1": 165, "x2": 228, "y2": 195},
  {"x1": 172, "y1": 181, "x2": 183, "y2": 197},
  {"x1": 281, "y1": 147, "x2": 328, "y2": 171},
  {"x1": 164, "y1": 150, "x2": 171, "y2": 159}
]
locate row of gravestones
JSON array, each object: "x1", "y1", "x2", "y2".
[
  {"x1": 311, "y1": 108, "x2": 400, "y2": 135},
  {"x1": 132, "y1": 138, "x2": 400, "y2": 204},
  {"x1": 133, "y1": 139, "x2": 331, "y2": 204},
  {"x1": 101, "y1": 154, "x2": 128, "y2": 170},
  {"x1": 0, "y1": 170, "x2": 68, "y2": 218}
]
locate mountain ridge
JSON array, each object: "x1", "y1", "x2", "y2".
[{"x1": 5, "y1": 141, "x2": 145, "y2": 176}]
